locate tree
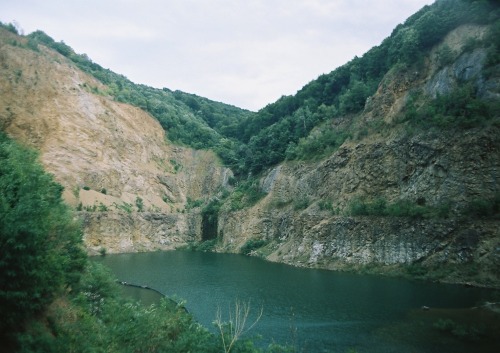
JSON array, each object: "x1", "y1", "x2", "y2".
[{"x1": 0, "y1": 133, "x2": 86, "y2": 337}]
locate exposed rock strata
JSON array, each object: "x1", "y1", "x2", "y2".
[
  {"x1": 218, "y1": 25, "x2": 500, "y2": 286},
  {"x1": 0, "y1": 25, "x2": 498, "y2": 285}
]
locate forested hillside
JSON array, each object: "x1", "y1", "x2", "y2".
[
  {"x1": 231, "y1": 0, "x2": 500, "y2": 175},
  {"x1": 2, "y1": 25, "x2": 253, "y2": 156},
  {"x1": 1, "y1": 0, "x2": 500, "y2": 351},
  {"x1": 0, "y1": 133, "x2": 271, "y2": 353},
  {"x1": 5, "y1": 0, "x2": 498, "y2": 178}
]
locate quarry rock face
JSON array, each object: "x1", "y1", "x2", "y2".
[
  {"x1": 217, "y1": 25, "x2": 500, "y2": 285},
  {"x1": 1, "y1": 24, "x2": 498, "y2": 285},
  {"x1": 0, "y1": 29, "x2": 229, "y2": 254}
]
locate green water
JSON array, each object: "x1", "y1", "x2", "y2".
[{"x1": 94, "y1": 251, "x2": 499, "y2": 353}]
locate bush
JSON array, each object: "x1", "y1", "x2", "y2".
[
  {"x1": 404, "y1": 84, "x2": 500, "y2": 130},
  {"x1": 197, "y1": 239, "x2": 218, "y2": 252},
  {"x1": 0, "y1": 133, "x2": 86, "y2": 338},
  {"x1": 293, "y1": 198, "x2": 310, "y2": 211},
  {"x1": 463, "y1": 194, "x2": 500, "y2": 219},
  {"x1": 186, "y1": 197, "x2": 204, "y2": 210},
  {"x1": 135, "y1": 196, "x2": 144, "y2": 212},
  {"x1": 240, "y1": 239, "x2": 268, "y2": 256},
  {"x1": 227, "y1": 180, "x2": 267, "y2": 211},
  {"x1": 346, "y1": 197, "x2": 451, "y2": 219},
  {"x1": 17, "y1": 262, "x2": 254, "y2": 353},
  {"x1": 318, "y1": 200, "x2": 334, "y2": 212}
]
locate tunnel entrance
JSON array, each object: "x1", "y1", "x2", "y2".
[{"x1": 200, "y1": 200, "x2": 220, "y2": 241}]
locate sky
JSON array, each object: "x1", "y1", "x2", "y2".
[{"x1": 1, "y1": 0, "x2": 434, "y2": 111}]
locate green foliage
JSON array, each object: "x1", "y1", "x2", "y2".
[
  {"x1": 113, "y1": 202, "x2": 133, "y2": 213},
  {"x1": 0, "y1": 21, "x2": 19, "y2": 34},
  {"x1": 293, "y1": 198, "x2": 310, "y2": 211},
  {"x1": 0, "y1": 133, "x2": 86, "y2": 337},
  {"x1": 10, "y1": 257, "x2": 282, "y2": 353},
  {"x1": 405, "y1": 263, "x2": 428, "y2": 277},
  {"x1": 16, "y1": 262, "x2": 259, "y2": 353},
  {"x1": 288, "y1": 127, "x2": 350, "y2": 161},
  {"x1": 240, "y1": 239, "x2": 269, "y2": 256},
  {"x1": 436, "y1": 44, "x2": 456, "y2": 68},
  {"x1": 135, "y1": 196, "x2": 144, "y2": 212},
  {"x1": 227, "y1": 180, "x2": 267, "y2": 211},
  {"x1": 170, "y1": 159, "x2": 182, "y2": 173},
  {"x1": 404, "y1": 83, "x2": 500, "y2": 130},
  {"x1": 16, "y1": 1, "x2": 499, "y2": 178},
  {"x1": 346, "y1": 197, "x2": 451, "y2": 219},
  {"x1": 318, "y1": 200, "x2": 334, "y2": 212},
  {"x1": 100, "y1": 188, "x2": 107, "y2": 194},
  {"x1": 462, "y1": 193, "x2": 500, "y2": 219},
  {"x1": 484, "y1": 18, "x2": 500, "y2": 75},
  {"x1": 194, "y1": 239, "x2": 218, "y2": 252},
  {"x1": 23, "y1": 31, "x2": 250, "y2": 158},
  {"x1": 186, "y1": 197, "x2": 204, "y2": 210},
  {"x1": 338, "y1": 80, "x2": 371, "y2": 115},
  {"x1": 82, "y1": 186, "x2": 90, "y2": 190},
  {"x1": 231, "y1": 0, "x2": 499, "y2": 174},
  {"x1": 240, "y1": 106, "x2": 331, "y2": 174}
]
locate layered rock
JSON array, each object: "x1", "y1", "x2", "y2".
[{"x1": 217, "y1": 25, "x2": 500, "y2": 286}]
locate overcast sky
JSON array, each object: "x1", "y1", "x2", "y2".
[{"x1": 1, "y1": 0, "x2": 434, "y2": 111}]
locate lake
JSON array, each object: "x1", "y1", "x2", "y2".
[{"x1": 94, "y1": 251, "x2": 499, "y2": 353}]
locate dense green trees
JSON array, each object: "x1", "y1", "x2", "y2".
[
  {"x1": 0, "y1": 133, "x2": 276, "y2": 352},
  {"x1": 4, "y1": 0, "x2": 498, "y2": 182},
  {"x1": 0, "y1": 133, "x2": 86, "y2": 342},
  {"x1": 13, "y1": 0, "x2": 497, "y2": 179},
  {"x1": 230, "y1": 0, "x2": 499, "y2": 175},
  {"x1": 22, "y1": 30, "x2": 251, "y2": 153}
]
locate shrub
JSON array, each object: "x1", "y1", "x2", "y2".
[
  {"x1": 0, "y1": 133, "x2": 86, "y2": 337},
  {"x1": 197, "y1": 239, "x2": 217, "y2": 252},
  {"x1": 318, "y1": 200, "x2": 333, "y2": 212},
  {"x1": 135, "y1": 196, "x2": 144, "y2": 212},
  {"x1": 240, "y1": 239, "x2": 268, "y2": 256},
  {"x1": 405, "y1": 263, "x2": 428, "y2": 277},
  {"x1": 227, "y1": 180, "x2": 266, "y2": 211},
  {"x1": 186, "y1": 197, "x2": 204, "y2": 210},
  {"x1": 346, "y1": 197, "x2": 451, "y2": 219},
  {"x1": 404, "y1": 83, "x2": 500, "y2": 131},
  {"x1": 463, "y1": 194, "x2": 500, "y2": 219},
  {"x1": 293, "y1": 198, "x2": 310, "y2": 211},
  {"x1": 114, "y1": 202, "x2": 133, "y2": 213}
]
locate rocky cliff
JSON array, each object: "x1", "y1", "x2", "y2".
[
  {"x1": 217, "y1": 24, "x2": 500, "y2": 286},
  {"x1": 1, "y1": 19, "x2": 499, "y2": 286},
  {"x1": 0, "y1": 28, "x2": 230, "y2": 254}
]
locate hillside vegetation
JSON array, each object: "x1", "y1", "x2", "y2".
[
  {"x1": 4, "y1": 0, "x2": 498, "y2": 178},
  {"x1": 0, "y1": 133, "x2": 277, "y2": 352},
  {"x1": 1, "y1": 0, "x2": 500, "y2": 351}
]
